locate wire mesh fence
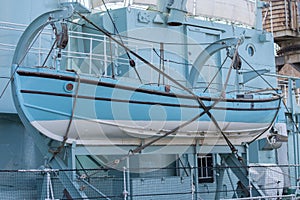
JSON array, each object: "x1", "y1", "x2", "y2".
[{"x1": 0, "y1": 165, "x2": 300, "y2": 200}]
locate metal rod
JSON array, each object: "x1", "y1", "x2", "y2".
[
  {"x1": 79, "y1": 177, "x2": 111, "y2": 200},
  {"x1": 126, "y1": 158, "x2": 130, "y2": 199},
  {"x1": 109, "y1": 38, "x2": 115, "y2": 78},
  {"x1": 123, "y1": 166, "x2": 128, "y2": 200}
]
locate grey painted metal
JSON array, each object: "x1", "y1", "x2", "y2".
[
  {"x1": 221, "y1": 194, "x2": 297, "y2": 200},
  {"x1": 0, "y1": 0, "x2": 60, "y2": 113},
  {"x1": 188, "y1": 37, "x2": 240, "y2": 87},
  {"x1": 12, "y1": 7, "x2": 73, "y2": 65},
  {"x1": 40, "y1": 171, "x2": 48, "y2": 200},
  {"x1": 194, "y1": 140, "x2": 199, "y2": 200},
  {"x1": 40, "y1": 169, "x2": 59, "y2": 200},
  {"x1": 20, "y1": 125, "x2": 89, "y2": 199},
  {"x1": 0, "y1": 0, "x2": 291, "y2": 199},
  {"x1": 126, "y1": 158, "x2": 130, "y2": 199},
  {"x1": 215, "y1": 162, "x2": 226, "y2": 200},
  {"x1": 74, "y1": 144, "x2": 245, "y2": 156},
  {"x1": 256, "y1": 1, "x2": 270, "y2": 31},
  {"x1": 241, "y1": 69, "x2": 270, "y2": 84},
  {"x1": 220, "y1": 153, "x2": 265, "y2": 197},
  {"x1": 288, "y1": 78, "x2": 300, "y2": 187},
  {"x1": 0, "y1": 114, "x2": 43, "y2": 169},
  {"x1": 79, "y1": 177, "x2": 111, "y2": 200},
  {"x1": 49, "y1": 156, "x2": 89, "y2": 199},
  {"x1": 70, "y1": 142, "x2": 77, "y2": 181},
  {"x1": 7, "y1": 7, "x2": 91, "y2": 197}
]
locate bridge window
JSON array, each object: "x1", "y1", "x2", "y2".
[{"x1": 198, "y1": 154, "x2": 214, "y2": 183}]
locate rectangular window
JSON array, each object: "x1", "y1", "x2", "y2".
[{"x1": 198, "y1": 154, "x2": 214, "y2": 183}]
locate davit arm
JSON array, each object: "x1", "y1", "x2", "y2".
[
  {"x1": 188, "y1": 37, "x2": 242, "y2": 88},
  {"x1": 12, "y1": 6, "x2": 73, "y2": 66}
]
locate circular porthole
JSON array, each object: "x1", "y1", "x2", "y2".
[
  {"x1": 247, "y1": 44, "x2": 255, "y2": 57},
  {"x1": 64, "y1": 82, "x2": 74, "y2": 93}
]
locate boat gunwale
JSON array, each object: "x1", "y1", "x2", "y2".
[{"x1": 16, "y1": 69, "x2": 281, "y2": 104}]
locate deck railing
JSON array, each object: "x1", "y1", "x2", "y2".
[
  {"x1": 221, "y1": 194, "x2": 297, "y2": 200},
  {"x1": 65, "y1": 30, "x2": 155, "y2": 77},
  {"x1": 0, "y1": 20, "x2": 291, "y2": 97},
  {"x1": 0, "y1": 164, "x2": 300, "y2": 200},
  {"x1": 267, "y1": 73, "x2": 300, "y2": 105}
]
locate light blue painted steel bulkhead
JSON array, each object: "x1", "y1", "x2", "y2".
[
  {"x1": 12, "y1": 7, "x2": 73, "y2": 66},
  {"x1": 188, "y1": 37, "x2": 240, "y2": 87}
]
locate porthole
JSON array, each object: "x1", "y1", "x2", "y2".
[
  {"x1": 247, "y1": 44, "x2": 255, "y2": 57},
  {"x1": 64, "y1": 82, "x2": 74, "y2": 93}
]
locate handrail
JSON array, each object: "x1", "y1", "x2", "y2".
[
  {"x1": 221, "y1": 194, "x2": 296, "y2": 200},
  {"x1": 1, "y1": 18, "x2": 295, "y2": 102}
]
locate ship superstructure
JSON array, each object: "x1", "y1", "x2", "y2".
[{"x1": 0, "y1": 1, "x2": 299, "y2": 199}]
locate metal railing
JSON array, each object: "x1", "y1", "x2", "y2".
[
  {"x1": 221, "y1": 194, "x2": 297, "y2": 200},
  {"x1": 1, "y1": 164, "x2": 300, "y2": 200},
  {"x1": 0, "y1": 19, "x2": 293, "y2": 98},
  {"x1": 268, "y1": 73, "x2": 300, "y2": 105},
  {"x1": 59, "y1": 0, "x2": 91, "y2": 11}
]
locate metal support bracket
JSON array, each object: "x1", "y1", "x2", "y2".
[
  {"x1": 240, "y1": 69, "x2": 270, "y2": 84},
  {"x1": 220, "y1": 153, "x2": 265, "y2": 198}
]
